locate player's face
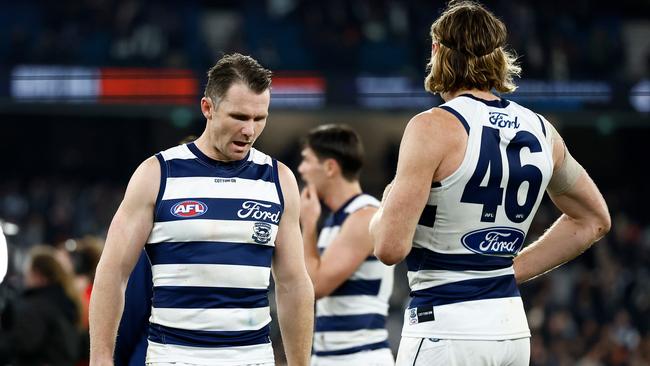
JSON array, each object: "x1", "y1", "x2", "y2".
[
  {"x1": 298, "y1": 148, "x2": 328, "y2": 191},
  {"x1": 206, "y1": 83, "x2": 270, "y2": 161}
]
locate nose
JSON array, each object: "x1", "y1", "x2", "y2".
[{"x1": 241, "y1": 120, "x2": 255, "y2": 139}]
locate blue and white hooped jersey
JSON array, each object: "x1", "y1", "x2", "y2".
[
  {"x1": 314, "y1": 194, "x2": 394, "y2": 356},
  {"x1": 403, "y1": 94, "x2": 554, "y2": 340},
  {"x1": 144, "y1": 143, "x2": 283, "y2": 365}
]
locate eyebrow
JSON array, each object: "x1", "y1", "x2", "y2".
[{"x1": 228, "y1": 112, "x2": 267, "y2": 120}]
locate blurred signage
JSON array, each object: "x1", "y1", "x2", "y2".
[
  {"x1": 356, "y1": 76, "x2": 437, "y2": 109},
  {"x1": 11, "y1": 65, "x2": 198, "y2": 104},
  {"x1": 270, "y1": 74, "x2": 325, "y2": 109}
]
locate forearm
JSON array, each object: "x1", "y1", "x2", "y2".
[
  {"x1": 514, "y1": 213, "x2": 606, "y2": 283},
  {"x1": 370, "y1": 207, "x2": 413, "y2": 265},
  {"x1": 275, "y1": 275, "x2": 314, "y2": 366},
  {"x1": 301, "y1": 224, "x2": 320, "y2": 282},
  {"x1": 89, "y1": 265, "x2": 127, "y2": 364}
]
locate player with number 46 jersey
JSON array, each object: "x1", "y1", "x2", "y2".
[{"x1": 370, "y1": 2, "x2": 610, "y2": 365}]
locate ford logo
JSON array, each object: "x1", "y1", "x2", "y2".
[{"x1": 461, "y1": 227, "x2": 525, "y2": 256}]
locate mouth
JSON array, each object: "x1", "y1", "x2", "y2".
[{"x1": 232, "y1": 141, "x2": 250, "y2": 148}]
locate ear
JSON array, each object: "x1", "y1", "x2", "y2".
[
  {"x1": 200, "y1": 97, "x2": 213, "y2": 120},
  {"x1": 324, "y1": 158, "x2": 340, "y2": 178}
]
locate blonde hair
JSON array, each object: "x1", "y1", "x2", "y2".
[{"x1": 425, "y1": 0, "x2": 521, "y2": 95}]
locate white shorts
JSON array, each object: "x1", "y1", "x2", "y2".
[
  {"x1": 148, "y1": 363, "x2": 273, "y2": 366},
  {"x1": 311, "y1": 348, "x2": 395, "y2": 366},
  {"x1": 395, "y1": 337, "x2": 530, "y2": 366}
]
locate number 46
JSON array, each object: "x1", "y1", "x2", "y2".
[{"x1": 460, "y1": 126, "x2": 544, "y2": 223}]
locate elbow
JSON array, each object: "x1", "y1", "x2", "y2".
[
  {"x1": 374, "y1": 242, "x2": 408, "y2": 266},
  {"x1": 593, "y1": 210, "x2": 612, "y2": 241}
]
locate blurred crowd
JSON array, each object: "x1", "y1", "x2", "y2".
[
  {"x1": 1, "y1": 0, "x2": 648, "y2": 81},
  {"x1": 1, "y1": 178, "x2": 649, "y2": 365}
]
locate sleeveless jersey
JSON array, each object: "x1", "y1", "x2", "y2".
[
  {"x1": 144, "y1": 143, "x2": 283, "y2": 365},
  {"x1": 314, "y1": 194, "x2": 394, "y2": 356},
  {"x1": 402, "y1": 94, "x2": 554, "y2": 340}
]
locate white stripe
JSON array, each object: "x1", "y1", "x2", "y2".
[
  {"x1": 344, "y1": 194, "x2": 379, "y2": 213},
  {"x1": 247, "y1": 148, "x2": 273, "y2": 166},
  {"x1": 408, "y1": 266, "x2": 515, "y2": 292},
  {"x1": 316, "y1": 226, "x2": 340, "y2": 249},
  {"x1": 161, "y1": 144, "x2": 195, "y2": 161},
  {"x1": 150, "y1": 307, "x2": 271, "y2": 332},
  {"x1": 162, "y1": 177, "x2": 280, "y2": 201},
  {"x1": 146, "y1": 341, "x2": 273, "y2": 366},
  {"x1": 152, "y1": 264, "x2": 271, "y2": 288},
  {"x1": 147, "y1": 219, "x2": 278, "y2": 244},
  {"x1": 147, "y1": 341, "x2": 274, "y2": 365},
  {"x1": 147, "y1": 340, "x2": 274, "y2": 365},
  {"x1": 349, "y1": 260, "x2": 388, "y2": 280},
  {"x1": 316, "y1": 295, "x2": 389, "y2": 316},
  {"x1": 313, "y1": 329, "x2": 388, "y2": 351}
]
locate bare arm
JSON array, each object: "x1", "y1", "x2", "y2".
[
  {"x1": 300, "y1": 185, "x2": 376, "y2": 299},
  {"x1": 273, "y1": 162, "x2": 314, "y2": 366},
  {"x1": 370, "y1": 111, "x2": 450, "y2": 265},
  {"x1": 513, "y1": 131, "x2": 611, "y2": 283},
  {"x1": 89, "y1": 157, "x2": 159, "y2": 365}
]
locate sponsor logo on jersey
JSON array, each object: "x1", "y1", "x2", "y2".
[
  {"x1": 461, "y1": 227, "x2": 525, "y2": 256},
  {"x1": 252, "y1": 222, "x2": 272, "y2": 244},
  {"x1": 237, "y1": 200, "x2": 280, "y2": 223},
  {"x1": 489, "y1": 112, "x2": 520, "y2": 129},
  {"x1": 170, "y1": 200, "x2": 208, "y2": 218}
]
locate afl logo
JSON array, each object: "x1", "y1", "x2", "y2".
[{"x1": 171, "y1": 200, "x2": 208, "y2": 218}]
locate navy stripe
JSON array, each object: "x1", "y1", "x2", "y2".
[
  {"x1": 186, "y1": 142, "x2": 251, "y2": 170},
  {"x1": 406, "y1": 248, "x2": 512, "y2": 272},
  {"x1": 460, "y1": 93, "x2": 510, "y2": 108},
  {"x1": 330, "y1": 279, "x2": 381, "y2": 296},
  {"x1": 314, "y1": 341, "x2": 390, "y2": 356},
  {"x1": 418, "y1": 205, "x2": 437, "y2": 228},
  {"x1": 153, "y1": 153, "x2": 167, "y2": 221},
  {"x1": 439, "y1": 106, "x2": 470, "y2": 134},
  {"x1": 432, "y1": 181, "x2": 442, "y2": 188},
  {"x1": 536, "y1": 114, "x2": 547, "y2": 137},
  {"x1": 148, "y1": 322, "x2": 270, "y2": 348},
  {"x1": 315, "y1": 314, "x2": 386, "y2": 332},
  {"x1": 272, "y1": 159, "x2": 284, "y2": 212},
  {"x1": 157, "y1": 197, "x2": 281, "y2": 224},
  {"x1": 152, "y1": 286, "x2": 269, "y2": 309},
  {"x1": 146, "y1": 241, "x2": 274, "y2": 267},
  {"x1": 409, "y1": 274, "x2": 519, "y2": 308},
  {"x1": 166, "y1": 158, "x2": 274, "y2": 180}
]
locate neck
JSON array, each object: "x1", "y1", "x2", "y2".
[
  {"x1": 194, "y1": 131, "x2": 230, "y2": 162},
  {"x1": 321, "y1": 178, "x2": 363, "y2": 212},
  {"x1": 441, "y1": 89, "x2": 498, "y2": 102}
]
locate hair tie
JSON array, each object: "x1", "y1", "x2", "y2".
[{"x1": 439, "y1": 39, "x2": 497, "y2": 57}]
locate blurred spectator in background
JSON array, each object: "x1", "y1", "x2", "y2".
[{"x1": 0, "y1": 245, "x2": 82, "y2": 365}]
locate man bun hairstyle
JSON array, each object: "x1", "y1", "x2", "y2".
[{"x1": 425, "y1": 0, "x2": 521, "y2": 94}]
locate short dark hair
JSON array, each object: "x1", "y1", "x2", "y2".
[
  {"x1": 303, "y1": 124, "x2": 364, "y2": 181},
  {"x1": 204, "y1": 53, "x2": 272, "y2": 102}
]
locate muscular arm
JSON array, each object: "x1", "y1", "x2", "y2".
[
  {"x1": 370, "y1": 110, "x2": 451, "y2": 265},
  {"x1": 89, "y1": 157, "x2": 159, "y2": 365},
  {"x1": 273, "y1": 162, "x2": 314, "y2": 366},
  {"x1": 513, "y1": 130, "x2": 611, "y2": 283},
  {"x1": 302, "y1": 204, "x2": 377, "y2": 299}
]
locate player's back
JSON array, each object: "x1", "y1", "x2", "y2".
[{"x1": 403, "y1": 94, "x2": 554, "y2": 340}]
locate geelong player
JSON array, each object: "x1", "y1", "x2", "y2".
[
  {"x1": 370, "y1": 1, "x2": 610, "y2": 365},
  {"x1": 90, "y1": 53, "x2": 314, "y2": 366},
  {"x1": 299, "y1": 125, "x2": 394, "y2": 366}
]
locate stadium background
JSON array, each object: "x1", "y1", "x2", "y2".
[{"x1": 1, "y1": 0, "x2": 649, "y2": 365}]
